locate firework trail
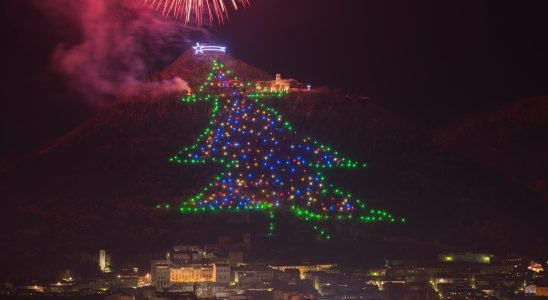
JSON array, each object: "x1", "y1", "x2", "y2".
[{"x1": 144, "y1": 0, "x2": 250, "y2": 25}]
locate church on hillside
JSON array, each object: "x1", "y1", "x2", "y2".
[{"x1": 256, "y1": 74, "x2": 310, "y2": 92}]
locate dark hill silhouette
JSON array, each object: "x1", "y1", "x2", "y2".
[
  {"x1": 435, "y1": 96, "x2": 548, "y2": 201},
  {"x1": 0, "y1": 50, "x2": 545, "y2": 279}
]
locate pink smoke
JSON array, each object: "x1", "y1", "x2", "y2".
[
  {"x1": 119, "y1": 77, "x2": 191, "y2": 99},
  {"x1": 34, "y1": 0, "x2": 195, "y2": 108}
]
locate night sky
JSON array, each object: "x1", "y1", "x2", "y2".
[{"x1": 1, "y1": 0, "x2": 548, "y2": 159}]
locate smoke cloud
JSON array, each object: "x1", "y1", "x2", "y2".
[{"x1": 35, "y1": 0, "x2": 199, "y2": 108}]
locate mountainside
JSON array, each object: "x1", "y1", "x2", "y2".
[
  {"x1": 1, "y1": 51, "x2": 546, "y2": 279},
  {"x1": 435, "y1": 96, "x2": 548, "y2": 201},
  {"x1": 153, "y1": 50, "x2": 272, "y2": 87}
]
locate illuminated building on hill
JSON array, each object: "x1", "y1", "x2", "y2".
[
  {"x1": 169, "y1": 264, "x2": 230, "y2": 284},
  {"x1": 170, "y1": 265, "x2": 214, "y2": 283},
  {"x1": 255, "y1": 74, "x2": 309, "y2": 92},
  {"x1": 150, "y1": 237, "x2": 250, "y2": 289}
]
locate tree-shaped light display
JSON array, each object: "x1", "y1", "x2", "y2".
[{"x1": 169, "y1": 59, "x2": 404, "y2": 238}]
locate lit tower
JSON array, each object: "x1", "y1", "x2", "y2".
[
  {"x1": 98, "y1": 249, "x2": 111, "y2": 273},
  {"x1": 99, "y1": 250, "x2": 106, "y2": 271}
]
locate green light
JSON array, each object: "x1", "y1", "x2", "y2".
[{"x1": 169, "y1": 58, "x2": 404, "y2": 238}]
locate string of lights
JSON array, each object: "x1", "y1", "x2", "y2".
[{"x1": 165, "y1": 59, "x2": 405, "y2": 238}]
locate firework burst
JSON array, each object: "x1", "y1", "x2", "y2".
[{"x1": 144, "y1": 0, "x2": 250, "y2": 25}]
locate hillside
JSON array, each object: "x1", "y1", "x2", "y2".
[
  {"x1": 1, "y1": 50, "x2": 546, "y2": 279},
  {"x1": 435, "y1": 96, "x2": 548, "y2": 201}
]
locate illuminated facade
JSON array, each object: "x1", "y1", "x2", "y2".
[
  {"x1": 138, "y1": 273, "x2": 152, "y2": 287},
  {"x1": 255, "y1": 74, "x2": 308, "y2": 93},
  {"x1": 525, "y1": 285, "x2": 548, "y2": 297},
  {"x1": 169, "y1": 264, "x2": 230, "y2": 283},
  {"x1": 271, "y1": 264, "x2": 336, "y2": 279},
  {"x1": 170, "y1": 265, "x2": 214, "y2": 283},
  {"x1": 528, "y1": 261, "x2": 544, "y2": 273}
]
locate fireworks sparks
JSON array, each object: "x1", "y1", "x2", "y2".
[{"x1": 144, "y1": 0, "x2": 250, "y2": 25}]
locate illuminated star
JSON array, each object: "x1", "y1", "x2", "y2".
[
  {"x1": 193, "y1": 42, "x2": 205, "y2": 54},
  {"x1": 193, "y1": 42, "x2": 227, "y2": 55}
]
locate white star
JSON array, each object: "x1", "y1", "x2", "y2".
[{"x1": 193, "y1": 42, "x2": 204, "y2": 54}]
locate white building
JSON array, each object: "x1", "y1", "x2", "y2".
[
  {"x1": 255, "y1": 74, "x2": 308, "y2": 93},
  {"x1": 170, "y1": 264, "x2": 214, "y2": 283},
  {"x1": 234, "y1": 267, "x2": 276, "y2": 284},
  {"x1": 98, "y1": 250, "x2": 111, "y2": 273},
  {"x1": 169, "y1": 263, "x2": 231, "y2": 284},
  {"x1": 214, "y1": 264, "x2": 231, "y2": 284},
  {"x1": 99, "y1": 250, "x2": 106, "y2": 271},
  {"x1": 151, "y1": 259, "x2": 171, "y2": 288}
]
